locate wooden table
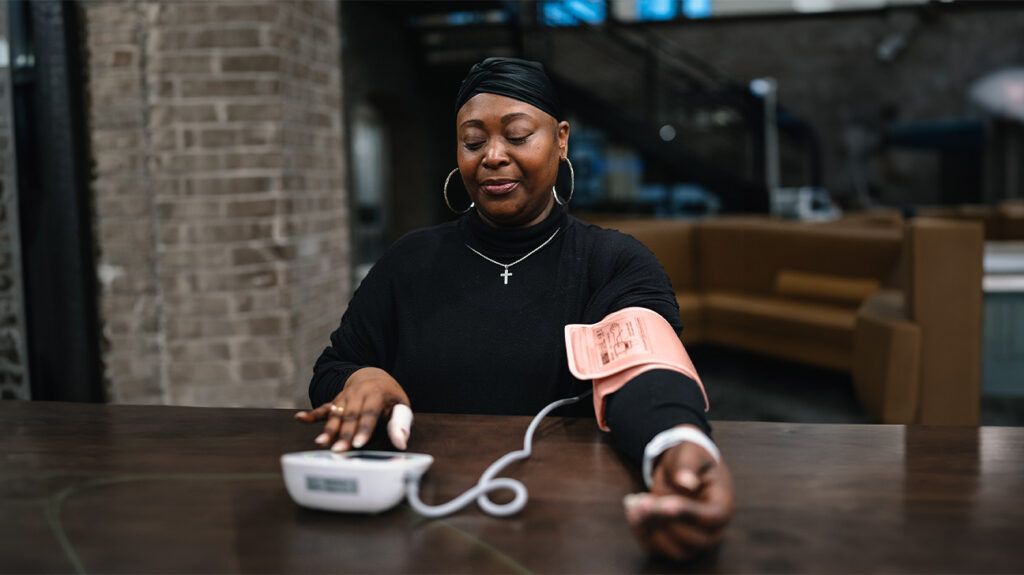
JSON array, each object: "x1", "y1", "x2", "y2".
[{"x1": 2, "y1": 402, "x2": 1023, "y2": 574}]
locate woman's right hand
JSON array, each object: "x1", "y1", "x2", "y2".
[{"x1": 294, "y1": 367, "x2": 411, "y2": 452}]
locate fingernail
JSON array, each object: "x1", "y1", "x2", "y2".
[
  {"x1": 331, "y1": 440, "x2": 348, "y2": 452},
  {"x1": 623, "y1": 494, "x2": 645, "y2": 522},
  {"x1": 624, "y1": 494, "x2": 652, "y2": 522},
  {"x1": 625, "y1": 493, "x2": 652, "y2": 513},
  {"x1": 675, "y1": 470, "x2": 700, "y2": 492},
  {"x1": 314, "y1": 433, "x2": 329, "y2": 445},
  {"x1": 622, "y1": 493, "x2": 644, "y2": 509},
  {"x1": 294, "y1": 411, "x2": 307, "y2": 419},
  {"x1": 352, "y1": 433, "x2": 368, "y2": 449}
]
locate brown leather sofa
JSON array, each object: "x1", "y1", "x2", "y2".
[
  {"x1": 840, "y1": 201, "x2": 1024, "y2": 240},
  {"x1": 589, "y1": 215, "x2": 984, "y2": 425},
  {"x1": 920, "y1": 202, "x2": 1024, "y2": 241}
]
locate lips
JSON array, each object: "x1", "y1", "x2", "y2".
[{"x1": 479, "y1": 179, "x2": 519, "y2": 195}]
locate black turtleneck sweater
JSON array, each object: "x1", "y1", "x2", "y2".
[{"x1": 310, "y1": 206, "x2": 709, "y2": 467}]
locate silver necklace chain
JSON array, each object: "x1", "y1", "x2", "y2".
[{"x1": 465, "y1": 227, "x2": 562, "y2": 285}]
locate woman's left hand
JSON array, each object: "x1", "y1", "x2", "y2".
[{"x1": 624, "y1": 438, "x2": 735, "y2": 562}]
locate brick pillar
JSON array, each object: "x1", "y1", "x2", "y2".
[
  {"x1": 0, "y1": 0, "x2": 31, "y2": 400},
  {"x1": 84, "y1": 1, "x2": 350, "y2": 407}
]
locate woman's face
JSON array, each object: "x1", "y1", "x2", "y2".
[{"x1": 456, "y1": 93, "x2": 570, "y2": 228}]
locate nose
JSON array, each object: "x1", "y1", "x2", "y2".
[{"x1": 481, "y1": 140, "x2": 510, "y2": 169}]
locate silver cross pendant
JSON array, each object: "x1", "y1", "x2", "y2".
[{"x1": 500, "y1": 267, "x2": 512, "y2": 285}]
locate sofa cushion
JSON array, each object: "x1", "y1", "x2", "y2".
[
  {"x1": 703, "y1": 291, "x2": 856, "y2": 346},
  {"x1": 774, "y1": 269, "x2": 880, "y2": 306},
  {"x1": 703, "y1": 323, "x2": 852, "y2": 371},
  {"x1": 697, "y1": 219, "x2": 902, "y2": 295}
]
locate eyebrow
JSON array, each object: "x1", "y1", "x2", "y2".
[{"x1": 459, "y1": 112, "x2": 532, "y2": 129}]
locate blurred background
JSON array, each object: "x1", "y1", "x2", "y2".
[{"x1": 1, "y1": 0, "x2": 1022, "y2": 425}]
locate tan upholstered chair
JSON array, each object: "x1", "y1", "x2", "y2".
[
  {"x1": 853, "y1": 219, "x2": 984, "y2": 424},
  {"x1": 588, "y1": 215, "x2": 984, "y2": 425}
]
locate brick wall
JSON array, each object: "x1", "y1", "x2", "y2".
[
  {"x1": 0, "y1": 1, "x2": 30, "y2": 400},
  {"x1": 84, "y1": 0, "x2": 349, "y2": 407}
]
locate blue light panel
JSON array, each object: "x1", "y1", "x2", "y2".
[
  {"x1": 682, "y1": 0, "x2": 712, "y2": 19},
  {"x1": 541, "y1": 0, "x2": 606, "y2": 26},
  {"x1": 637, "y1": 0, "x2": 678, "y2": 21}
]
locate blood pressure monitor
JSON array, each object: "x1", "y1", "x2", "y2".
[
  {"x1": 281, "y1": 450, "x2": 433, "y2": 513},
  {"x1": 281, "y1": 390, "x2": 589, "y2": 517},
  {"x1": 280, "y1": 308, "x2": 687, "y2": 517}
]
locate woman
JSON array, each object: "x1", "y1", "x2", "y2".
[{"x1": 296, "y1": 57, "x2": 734, "y2": 561}]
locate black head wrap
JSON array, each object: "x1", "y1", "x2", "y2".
[{"x1": 455, "y1": 57, "x2": 562, "y2": 120}]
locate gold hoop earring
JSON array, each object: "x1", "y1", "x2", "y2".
[
  {"x1": 443, "y1": 167, "x2": 474, "y2": 215},
  {"x1": 552, "y1": 157, "x2": 574, "y2": 206}
]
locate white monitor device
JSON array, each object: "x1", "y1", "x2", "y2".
[
  {"x1": 281, "y1": 450, "x2": 433, "y2": 513},
  {"x1": 281, "y1": 390, "x2": 589, "y2": 517}
]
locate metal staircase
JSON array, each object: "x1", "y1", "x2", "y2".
[{"x1": 400, "y1": 1, "x2": 821, "y2": 213}]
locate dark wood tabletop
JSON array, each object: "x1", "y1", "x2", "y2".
[{"x1": 1, "y1": 401, "x2": 1023, "y2": 574}]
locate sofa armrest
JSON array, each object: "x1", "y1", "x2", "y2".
[
  {"x1": 906, "y1": 219, "x2": 983, "y2": 425},
  {"x1": 853, "y1": 291, "x2": 921, "y2": 424}
]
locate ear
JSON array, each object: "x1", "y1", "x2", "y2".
[{"x1": 557, "y1": 120, "x2": 571, "y2": 158}]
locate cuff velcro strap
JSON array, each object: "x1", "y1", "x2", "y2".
[{"x1": 565, "y1": 307, "x2": 709, "y2": 431}]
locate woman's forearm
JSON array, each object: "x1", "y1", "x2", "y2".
[{"x1": 603, "y1": 369, "x2": 711, "y2": 468}]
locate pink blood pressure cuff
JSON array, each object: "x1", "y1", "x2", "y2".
[{"x1": 565, "y1": 307, "x2": 708, "y2": 431}]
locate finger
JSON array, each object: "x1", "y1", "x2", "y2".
[
  {"x1": 646, "y1": 494, "x2": 732, "y2": 531},
  {"x1": 628, "y1": 517, "x2": 657, "y2": 555},
  {"x1": 623, "y1": 493, "x2": 652, "y2": 526},
  {"x1": 295, "y1": 401, "x2": 335, "y2": 423},
  {"x1": 665, "y1": 518, "x2": 721, "y2": 551},
  {"x1": 683, "y1": 465, "x2": 734, "y2": 530},
  {"x1": 626, "y1": 494, "x2": 712, "y2": 561},
  {"x1": 694, "y1": 487, "x2": 734, "y2": 530},
  {"x1": 627, "y1": 511, "x2": 667, "y2": 557},
  {"x1": 648, "y1": 522, "x2": 688, "y2": 562},
  {"x1": 317, "y1": 403, "x2": 348, "y2": 447},
  {"x1": 332, "y1": 396, "x2": 365, "y2": 452},
  {"x1": 387, "y1": 403, "x2": 413, "y2": 450},
  {"x1": 646, "y1": 494, "x2": 692, "y2": 517},
  {"x1": 702, "y1": 465, "x2": 735, "y2": 506},
  {"x1": 352, "y1": 395, "x2": 384, "y2": 449},
  {"x1": 624, "y1": 494, "x2": 647, "y2": 524},
  {"x1": 647, "y1": 512, "x2": 717, "y2": 562}
]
